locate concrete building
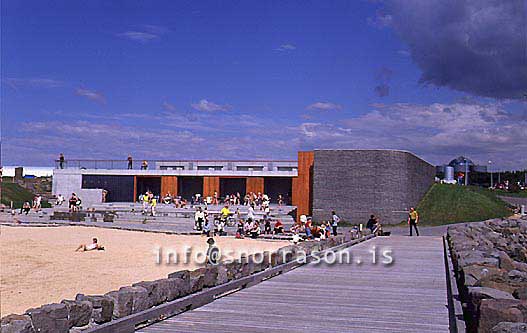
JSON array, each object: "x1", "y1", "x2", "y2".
[
  {"x1": 53, "y1": 149, "x2": 435, "y2": 224},
  {"x1": 53, "y1": 160, "x2": 297, "y2": 207},
  {"x1": 293, "y1": 150, "x2": 435, "y2": 225}
]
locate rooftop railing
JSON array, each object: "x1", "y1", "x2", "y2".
[{"x1": 54, "y1": 159, "x2": 298, "y2": 171}]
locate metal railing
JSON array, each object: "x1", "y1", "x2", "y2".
[{"x1": 54, "y1": 159, "x2": 297, "y2": 170}]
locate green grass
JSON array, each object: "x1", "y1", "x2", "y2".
[
  {"x1": 0, "y1": 182, "x2": 51, "y2": 209},
  {"x1": 415, "y1": 184, "x2": 511, "y2": 226}
]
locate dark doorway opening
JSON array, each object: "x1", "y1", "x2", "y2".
[
  {"x1": 220, "y1": 178, "x2": 246, "y2": 198},
  {"x1": 178, "y1": 177, "x2": 204, "y2": 200},
  {"x1": 136, "y1": 177, "x2": 161, "y2": 197},
  {"x1": 82, "y1": 175, "x2": 134, "y2": 202},
  {"x1": 264, "y1": 177, "x2": 292, "y2": 204}
]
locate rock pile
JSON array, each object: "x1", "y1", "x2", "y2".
[
  {"x1": 448, "y1": 216, "x2": 527, "y2": 332},
  {"x1": 1, "y1": 234, "x2": 354, "y2": 333}
]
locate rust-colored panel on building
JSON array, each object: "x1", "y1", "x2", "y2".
[
  {"x1": 133, "y1": 176, "x2": 137, "y2": 202},
  {"x1": 203, "y1": 176, "x2": 220, "y2": 197},
  {"x1": 161, "y1": 176, "x2": 178, "y2": 196},
  {"x1": 292, "y1": 151, "x2": 314, "y2": 221},
  {"x1": 246, "y1": 177, "x2": 264, "y2": 194}
]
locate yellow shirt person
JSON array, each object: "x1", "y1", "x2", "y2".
[
  {"x1": 220, "y1": 206, "x2": 231, "y2": 218},
  {"x1": 408, "y1": 207, "x2": 419, "y2": 236}
]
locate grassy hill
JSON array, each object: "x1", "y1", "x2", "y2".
[
  {"x1": 416, "y1": 184, "x2": 511, "y2": 226},
  {"x1": 0, "y1": 181, "x2": 50, "y2": 208}
]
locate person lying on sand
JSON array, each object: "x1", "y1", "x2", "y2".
[{"x1": 75, "y1": 238, "x2": 105, "y2": 252}]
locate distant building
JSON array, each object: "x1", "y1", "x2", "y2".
[{"x1": 436, "y1": 156, "x2": 488, "y2": 184}]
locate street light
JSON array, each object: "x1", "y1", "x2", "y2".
[
  {"x1": 488, "y1": 160, "x2": 493, "y2": 188},
  {"x1": 464, "y1": 158, "x2": 469, "y2": 186}
]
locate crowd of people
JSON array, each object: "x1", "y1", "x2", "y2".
[
  {"x1": 162, "y1": 193, "x2": 189, "y2": 208},
  {"x1": 191, "y1": 191, "x2": 285, "y2": 208}
]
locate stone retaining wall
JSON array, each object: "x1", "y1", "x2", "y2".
[
  {"x1": 1, "y1": 234, "x2": 355, "y2": 333},
  {"x1": 447, "y1": 216, "x2": 527, "y2": 332}
]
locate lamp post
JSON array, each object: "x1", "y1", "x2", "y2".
[
  {"x1": 488, "y1": 160, "x2": 493, "y2": 188},
  {"x1": 464, "y1": 158, "x2": 469, "y2": 186}
]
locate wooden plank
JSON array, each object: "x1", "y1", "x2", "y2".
[
  {"x1": 160, "y1": 176, "x2": 178, "y2": 196},
  {"x1": 139, "y1": 236, "x2": 450, "y2": 333},
  {"x1": 133, "y1": 176, "x2": 137, "y2": 202},
  {"x1": 246, "y1": 177, "x2": 264, "y2": 194},
  {"x1": 291, "y1": 151, "x2": 314, "y2": 221},
  {"x1": 203, "y1": 177, "x2": 220, "y2": 197}
]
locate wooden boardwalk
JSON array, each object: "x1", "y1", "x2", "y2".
[{"x1": 138, "y1": 236, "x2": 450, "y2": 333}]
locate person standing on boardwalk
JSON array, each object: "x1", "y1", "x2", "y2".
[
  {"x1": 408, "y1": 207, "x2": 419, "y2": 236},
  {"x1": 127, "y1": 154, "x2": 133, "y2": 169},
  {"x1": 331, "y1": 211, "x2": 340, "y2": 236}
]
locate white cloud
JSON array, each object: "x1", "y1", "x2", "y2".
[
  {"x1": 275, "y1": 44, "x2": 296, "y2": 51},
  {"x1": 116, "y1": 31, "x2": 159, "y2": 43},
  {"x1": 306, "y1": 102, "x2": 342, "y2": 111},
  {"x1": 141, "y1": 25, "x2": 170, "y2": 35},
  {"x1": 293, "y1": 102, "x2": 527, "y2": 169},
  {"x1": 162, "y1": 101, "x2": 177, "y2": 112},
  {"x1": 190, "y1": 99, "x2": 230, "y2": 112},
  {"x1": 75, "y1": 88, "x2": 106, "y2": 105},
  {"x1": 116, "y1": 25, "x2": 170, "y2": 43},
  {"x1": 4, "y1": 77, "x2": 64, "y2": 89}
]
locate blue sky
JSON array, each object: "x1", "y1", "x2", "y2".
[{"x1": 1, "y1": 0, "x2": 526, "y2": 169}]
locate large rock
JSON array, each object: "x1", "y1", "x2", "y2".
[
  {"x1": 168, "y1": 271, "x2": 191, "y2": 297},
  {"x1": 478, "y1": 299, "x2": 526, "y2": 333},
  {"x1": 277, "y1": 246, "x2": 296, "y2": 263},
  {"x1": 458, "y1": 250, "x2": 499, "y2": 267},
  {"x1": 247, "y1": 254, "x2": 264, "y2": 274},
  {"x1": 236, "y1": 256, "x2": 253, "y2": 278},
  {"x1": 514, "y1": 287, "x2": 527, "y2": 300},
  {"x1": 105, "y1": 288, "x2": 135, "y2": 318},
  {"x1": 75, "y1": 294, "x2": 114, "y2": 324},
  {"x1": 168, "y1": 270, "x2": 190, "y2": 283},
  {"x1": 188, "y1": 269, "x2": 205, "y2": 293},
  {"x1": 492, "y1": 322, "x2": 527, "y2": 332},
  {"x1": 464, "y1": 264, "x2": 506, "y2": 282},
  {"x1": 216, "y1": 264, "x2": 229, "y2": 285},
  {"x1": 132, "y1": 281, "x2": 162, "y2": 307},
  {"x1": 499, "y1": 251, "x2": 516, "y2": 271},
  {"x1": 202, "y1": 266, "x2": 219, "y2": 287},
  {"x1": 26, "y1": 303, "x2": 69, "y2": 333},
  {"x1": 0, "y1": 314, "x2": 34, "y2": 333},
  {"x1": 225, "y1": 261, "x2": 243, "y2": 281},
  {"x1": 61, "y1": 300, "x2": 92, "y2": 328},
  {"x1": 509, "y1": 270, "x2": 527, "y2": 283},
  {"x1": 513, "y1": 261, "x2": 527, "y2": 273},
  {"x1": 469, "y1": 287, "x2": 516, "y2": 301},
  {"x1": 123, "y1": 286, "x2": 150, "y2": 313}
]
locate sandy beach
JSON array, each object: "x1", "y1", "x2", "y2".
[{"x1": 0, "y1": 226, "x2": 288, "y2": 316}]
